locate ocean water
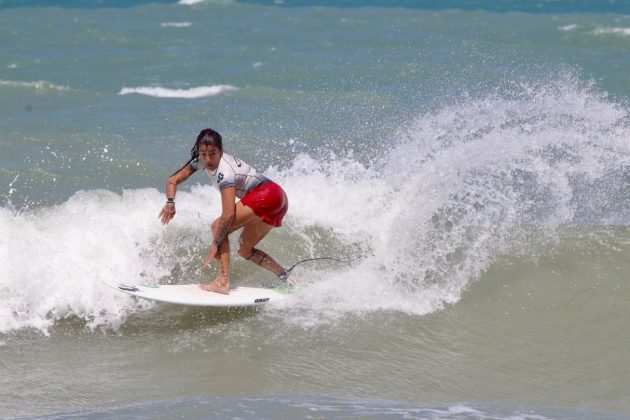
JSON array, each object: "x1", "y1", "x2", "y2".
[{"x1": 1, "y1": 0, "x2": 630, "y2": 418}]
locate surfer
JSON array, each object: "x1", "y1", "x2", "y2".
[{"x1": 158, "y1": 128, "x2": 289, "y2": 295}]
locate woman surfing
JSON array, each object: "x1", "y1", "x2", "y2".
[{"x1": 158, "y1": 128, "x2": 289, "y2": 295}]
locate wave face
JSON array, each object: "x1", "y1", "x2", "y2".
[{"x1": 2, "y1": 75, "x2": 628, "y2": 333}]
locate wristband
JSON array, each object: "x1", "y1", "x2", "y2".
[{"x1": 166, "y1": 198, "x2": 175, "y2": 204}]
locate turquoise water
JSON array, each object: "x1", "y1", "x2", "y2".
[{"x1": 1, "y1": 0, "x2": 629, "y2": 418}]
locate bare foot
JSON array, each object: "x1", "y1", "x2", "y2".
[{"x1": 200, "y1": 277, "x2": 230, "y2": 295}]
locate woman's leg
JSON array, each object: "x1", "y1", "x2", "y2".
[
  {"x1": 237, "y1": 216, "x2": 285, "y2": 277},
  {"x1": 199, "y1": 218, "x2": 232, "y2": 294},
  {"x1": 201, "y1": 202, "x2": 278, "y2": 293},
  {"x1": 236, "y1": 182, "x2": 288, "y2": 277}
]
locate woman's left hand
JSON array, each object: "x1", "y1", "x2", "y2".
[{"x1": 204, "y1": 243, "x2": 219, "y2": 267}]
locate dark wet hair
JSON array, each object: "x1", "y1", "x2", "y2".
[
  {"x1": 170, "y1": 128, "x2": 223, "y2": 177},
  {"x1": 191, "y1": 128, "x2": 222, "y2": 157}
]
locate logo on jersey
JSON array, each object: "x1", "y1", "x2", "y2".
[{"x1": 217, "y1": 173, "x2": 224, "y2": 183}]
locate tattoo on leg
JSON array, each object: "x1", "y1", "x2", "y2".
[{"x1": 245, "y1": 249, "x2": 271, "y2": 266}]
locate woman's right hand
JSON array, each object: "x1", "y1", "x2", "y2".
[{"x1": 159, "y1": 202, "x2": 176, "y2": 225}]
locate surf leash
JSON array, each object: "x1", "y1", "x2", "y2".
[
  {"x1": 285, "y1": 256, "x2": 350, "y2": 274},
  {"x1": 277, "y1": 256, "x2": 350, "y2": 286}
]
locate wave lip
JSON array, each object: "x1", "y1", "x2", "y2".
[{"x1": 118, "y1": 85, "x2": 237, "y2": 99}]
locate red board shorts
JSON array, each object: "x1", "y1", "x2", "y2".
[{"x1": 241, "y1": 181, "x2": 288, "y2": 227}]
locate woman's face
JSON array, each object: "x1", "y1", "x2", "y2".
[{"x1": 198, "y1": 144, "x2": 222, "y2": 171}]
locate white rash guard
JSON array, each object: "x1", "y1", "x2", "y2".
[{"x1": 189, "y1": 153, "x2": 270, "y2": 199}]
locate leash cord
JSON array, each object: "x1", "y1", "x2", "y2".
[{"x1": 285, "y1": 257, "x2": 349, "y2": 274}]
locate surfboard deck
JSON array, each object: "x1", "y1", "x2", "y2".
[{"x1": 112, "y1": 283, "x2": 290, "y2": 307}]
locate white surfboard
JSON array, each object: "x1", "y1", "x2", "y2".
[{"x1": 112, "y1": 283, "x2": 290, "y2": 307}]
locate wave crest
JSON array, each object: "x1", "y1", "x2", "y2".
[{"x1": 118, "y1": 85, "x2": 237, "y2": 99}]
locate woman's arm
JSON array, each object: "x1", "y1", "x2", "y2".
[
  {"x1": 212, "y1": 186, "x2": 236, "y2": 246},
  {"x1": 159, "y1": 164, "x2": 195, "y2": 225},
  {"x1": 203, "y1": 186, "x2": 236, "y2": 266}
]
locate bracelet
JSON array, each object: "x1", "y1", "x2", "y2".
[{"x1": 166, "y1": 198, "x2": 175, "y2": 204}]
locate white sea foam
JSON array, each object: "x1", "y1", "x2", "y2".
[
  {"x1": 267, "y1": 74, "x2": 630, "y2": 326},
  {"x1": 179, "y1": 0, "x2": 234, "y2": 4},
  {"x1": 118, "y1": 85, "x2": 237, "y2": 98},
  {"x1": 0, "y1": 186, "x2": 218, "y2": 334},
  {"x1": 592, "y1": 26, "x2": 630, "y2": 36},
  {"x1": 558, "y1": 24, "x2": 578, "y2": 32},
  {"x1": 0, "y1": 79, "x2": 70, "y2": 92},
  {"x1": 161, "y1": 22, "x2": 192, "y2": 28}
]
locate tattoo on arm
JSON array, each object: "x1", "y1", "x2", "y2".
[{"x1": 213, "y1": 218, "x2": 233, "y2": 246}]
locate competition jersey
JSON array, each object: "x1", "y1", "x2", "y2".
[{"x1": 189, "y1": 153, "x2": 270, "y2": 198}]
